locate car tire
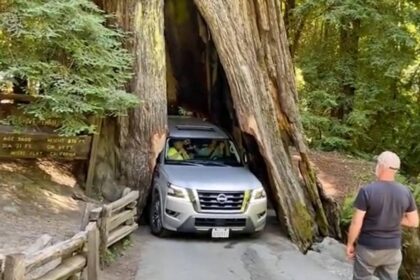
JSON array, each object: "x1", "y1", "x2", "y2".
[
  {"x1": 250, "y1": 230, "x2": 264, "y2": 239},
  {"x1": 149, "y1": 189, "x2": 169, "y2": 237}
]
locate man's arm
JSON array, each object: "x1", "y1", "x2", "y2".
[
  {"x1": 347, "y1": 209, "x2": 366, "y2": 246},
  {"x1": 346, "y1": 187, "x2": 368, "y2": 259},
  {"x1": 402, "y1": 192, "x2": 419, "y2": 228},
  {"x1": 179, "y1": 148, "x2": 190, "y2": 159},
  {"x1": 401, "y1": 210, "x2": 419, "y2": 228}
]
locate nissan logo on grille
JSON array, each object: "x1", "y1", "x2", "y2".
[{"x1": 216, "y1": 194, "x2": 228, "y2": 204}]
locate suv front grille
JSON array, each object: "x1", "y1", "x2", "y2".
[
  {"x1": 195, "y1": 218, "x2": 246, "y2": 227},
  {"x1": 197, "y1": 190, "x2": 244, "y2": 212}
]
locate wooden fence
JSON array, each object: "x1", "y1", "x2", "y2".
[{"x1": 0, "y1": 190, "x2": 139, "y2": 280}]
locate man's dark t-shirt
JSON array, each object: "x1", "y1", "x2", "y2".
[{"x1": 354, "y1": 181, "x2": 417, "y2": 250}]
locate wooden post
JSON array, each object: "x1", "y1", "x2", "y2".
[
  {"x1": 80, "y1": 269, "x2": 87, "y2": 280},
  {"x1": 4, "y1": 254, "x2": 25, "y2": 280},
  {"x1": 0, "y1": 256, "x2": 4, "y2": 280},
  {"x1": 88, "y1": 207, "x2": 102, "y2": 222},
  {"x1": 86, "y1": 222, "x2": 99, "y2": 280},
  {"x1": 122, "y1": 187, "x2": 131, "y2": 198},
  {"x1": 80, "y1": 203, "x2": 95, "y2": 230},
  {"x1": 98, "y1": 205, "x2": 111, "y2": 268},
  {"x1": 68, "y1": 274, "x2": 81, "y2": 280},
  {"x1": 85, "y1": 117, "x2": 103, "y2": 197}
]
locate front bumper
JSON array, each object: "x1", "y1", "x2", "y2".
[{"x1": 162, "y1": 195, "x2": 267, "y2": 233}]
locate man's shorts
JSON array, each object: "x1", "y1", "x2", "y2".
[{"x1": 353, "y1": 245, "x2": 402, "y2": 280}]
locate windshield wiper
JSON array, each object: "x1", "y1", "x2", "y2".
[
  {"x1": 191, "y1": 160, "x2": 227, "y2": 166},
  {"x1": 166, "y1": 160, "x2": 202, "y2": 166}
]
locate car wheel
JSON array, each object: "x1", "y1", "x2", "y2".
[
  {"x1": 150, "y1": 189, "x2": 169, "y2": 237},
  {"x1": 250, "y1": 230, "x2": 264, "y2": 239}
]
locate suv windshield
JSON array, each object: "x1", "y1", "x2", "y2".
[{"x1": 165, "y1": 138, "x2": 242, "y2": 167}]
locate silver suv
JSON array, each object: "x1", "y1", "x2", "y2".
[{"x1": 149, "y1": 116, "x2": 267, "y2": 238}]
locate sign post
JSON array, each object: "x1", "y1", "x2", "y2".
[{"x1": 85, "y1": 118, "x2": 103, "y2": 197}]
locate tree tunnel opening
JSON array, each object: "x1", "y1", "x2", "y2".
[
  {"x1": 163, "y1": 0, "x2": 281, "y2": 223},
  {"x1": 94, "y1": 0, "x2": 341, "y2": 248}
]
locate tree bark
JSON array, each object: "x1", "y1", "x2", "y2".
[
  {"x1": 283, "y1": 0, "x2": 296, "y2": 33},
  {"x1": 93, "y1": 0, "x2": 167, "y2": 210},
  {"x1": 194, "y1": 0, "x2": 340, "y2": 250}
]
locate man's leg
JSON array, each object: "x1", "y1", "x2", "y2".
[
  {"x1": 353, "y1": 245, "x2": 377, "y2": 280},
  {"x1": 374, "y1": 250, "x2": 402, "y2": 280}
]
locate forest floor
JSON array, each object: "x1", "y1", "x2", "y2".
[
  {"x1": 304, "y1": 150, "x2": 374, "y2": 203},
  {"x1": 0, "y1": 150, "x2": 374, "y2": 279},
  {"x1": 0, "y1": 159, "x2": 83, "y2": 253}
]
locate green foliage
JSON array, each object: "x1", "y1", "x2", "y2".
[
  {"x1": 0, "y1": 0, "x2": 139, "y2": 135},
  {"x1": 103, "y1": 236, "x2": 132, "y2": 266},
  {"x1": 340, "y1": 194, "x2": 356, "y2": 230},
  {"x1": 291, "y1": 0, "x2": 420, "y2": 176},
  {"x1": 397, "y1": 174, "x2": 420, "y2": 204}
]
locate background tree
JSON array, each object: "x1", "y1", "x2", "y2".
[{"x1": 286, "y1": 0, "x2": 420, "y2": 176}]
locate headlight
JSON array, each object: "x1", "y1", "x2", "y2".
[
  {"x1": 252, "y1": 187, "x2": 266, "y2": 200},
  {"x1": 167, "y1": 183, "x2": 188, "y2": 199}
]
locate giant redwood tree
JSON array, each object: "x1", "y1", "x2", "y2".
[
  {"x1": 92, "y1": 0, "x2": 167, "y2": 208},
  {"x1": 193, "y1": 0, "x2": 340, "y2": 249},
  {"x1": 95, "y1": 0, "x2": 340, "y2": 250}
]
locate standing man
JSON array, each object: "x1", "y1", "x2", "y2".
[{"x1": 347, "y1": 151, "x2": 419, "y2": 280}]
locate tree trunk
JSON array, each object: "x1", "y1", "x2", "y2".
[
  {"x1": 336, "y1": 19, "x2": 360, "y2": 120},
  {"x1": 282, "y1": 0, "x2": 307, "y2": 59},
  {"x1": 283, "y1": 0, "x2": 296, "y2": 33},
  {"x1": 194, "y1": 0, "x2": 341, "y2": 250},
  {"x1": 93, "y1": 0, "x2": 167, "y2": 210}
]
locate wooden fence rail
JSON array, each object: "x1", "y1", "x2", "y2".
[
  {"x1": 99, "y1": 189, "x2": 139, "y2": 257},
  {"x1": 0, "y1": 189, "x2": 139, "y2": 280}
]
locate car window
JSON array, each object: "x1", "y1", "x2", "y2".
[{"x1": 165, "y1": 138, "x2": 242, "y2": 166}]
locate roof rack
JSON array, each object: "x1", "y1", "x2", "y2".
[{"x1": 175, "y1": 125, "x2": 215, "y2": 132}]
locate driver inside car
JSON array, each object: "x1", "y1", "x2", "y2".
[
  {"x1": 196, "y1": 139, "x2": 218, "y2": 157},
  {"x1": 197, "y1": 140, "x2": 230, "y2": 159},
  {"x1": 209, "y1": 141, "x2": 228, "y2": 159},
  {"x1": 167, "y1": 140, "x2": 190, "y2": 160}
]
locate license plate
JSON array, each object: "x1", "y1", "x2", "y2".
[{"x1": 211, "y1": 228, "x2": 230, "y2": 238}]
